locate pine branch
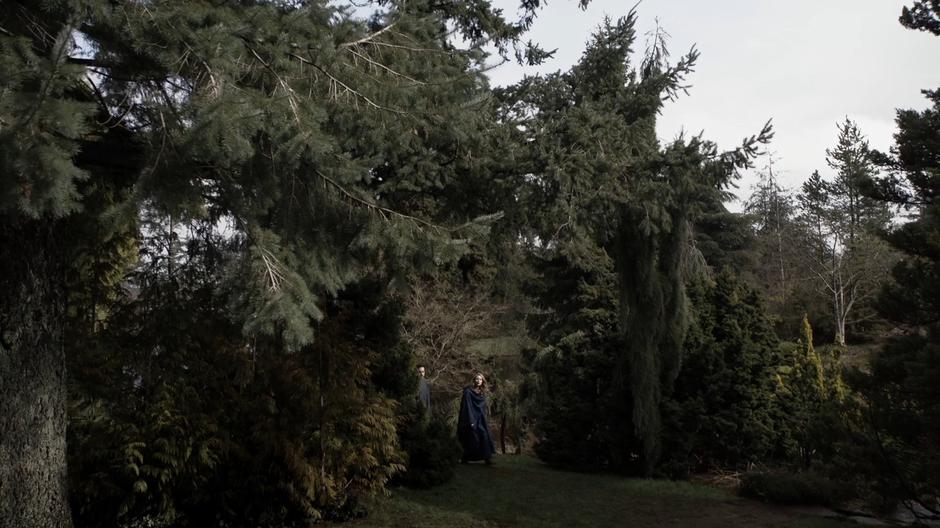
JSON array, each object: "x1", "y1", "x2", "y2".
[
  {"x1": 244, "y1": 44, "x2": 502, "y2": 239},
  {"x1": 715, "y1": 119, "x2": 775, "y2": 171},
  {"x1": 68, "y1": 57, "x2": 114, "y2": 68},
  {"x1": 84, "y1": 75, "x2": 114, "y2": 124},
  {"x1": 22, "y1": 24, "x2": 75, "y2": 127}
]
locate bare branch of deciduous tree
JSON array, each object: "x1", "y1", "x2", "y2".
[{"x1": 401, "y1": 279, "x2": 508, "y2": 397}]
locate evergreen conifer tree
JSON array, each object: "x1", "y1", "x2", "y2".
[
  {"x1": 854, "y1": 0, "x2": 940, "y2": 504},
  {"x1": 776, "y1": 315, "x2": 847, "y2": 468},
  {"x1": 507, "y1": 12, "x2": 771, "y2": 474},
  {"x1": 744, "y1": 158, "x2": 800, "y2": 334},
  {"x1": 660, "y1": 270, "x2": 781, "y2": 475},
  {"x1": 1, "y1": 1, "x2": 550, "y2": 524}
]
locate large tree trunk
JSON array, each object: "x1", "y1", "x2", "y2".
[{"x1": 0, "y1": 218, "x2": 73, "y2": 528}]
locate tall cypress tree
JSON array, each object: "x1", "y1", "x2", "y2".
[{"x1": 504, "y1": 12, "x2": 771, "y2": 474}]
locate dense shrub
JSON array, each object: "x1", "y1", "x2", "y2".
[
  {"x1": 369, "y1": 328, "x2": 461, "y2": 489},
  {"x1": 739, "y1": 471, "x2": 853, "y2": 506},
  {"x1": 396, "y1": 401, "x2": 462, "y2": 488},
  {"x1": 527, "y1": 252, "x2": 640, "y2": 472},
  {"x1": 772, "y1": 317, "x2": 850, "y2": 468},
  {"x1": 659, "y1": 271, "x2": 782, "y2": 476},
  {"x1": 68, "y1": 270, "x2": 411, "y2": 527}
]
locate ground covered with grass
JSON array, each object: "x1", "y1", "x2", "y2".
[{"x1": 353, "y1": 456, "x2": 853, "y2": 528}]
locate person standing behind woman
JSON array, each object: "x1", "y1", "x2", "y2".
[
  {"x1": 417, "y1": 365, "x2": 431, "y2": 411},
  {"x1": 457, "y1": 372, "x2": 495, "y2": 465}
]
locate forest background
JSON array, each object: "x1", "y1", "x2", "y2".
[{"x1": 1, "y1": 1, "x2": 939, "y2": 527}]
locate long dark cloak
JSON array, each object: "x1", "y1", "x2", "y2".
[
  {"x1": 418, "y1": 377, "x2": 431, "y2": 410},
  {"x1": 457, "y1": 387, "x2": 494, "y2": 461}
]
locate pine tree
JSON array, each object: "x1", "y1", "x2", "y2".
[
  {"x1": 826, "y1": 120, "x2": 892, "y2": 243},
  {"x1": 692, "y1": 193, "x2": 758, "y2": 278},
  {"x1": 854, "y1": 2, "x2": 940, "y2": 503},
  {"x1": 526, "y1": 248, "x2": 630, "y2": 470},
  {"x1": 787, "y1": 121, "x2": 896, "y2": 346},
  {"x1": 741, "y1": 160, "x2": 835, "y2": 340},
  {"x1": 1, "y1": 5, "x2": 100, "y2": 525},
  {"x1": 1, "y1": 1, "x2": 550, "y2": 524},
  {"x1": 900, "y1": 0, "x2": 940, "y2": 34},
  {"x1": 745, "y1": 159, "x2": 797, "y2": 310}
]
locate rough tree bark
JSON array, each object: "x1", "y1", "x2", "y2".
[{"x1": 0, "y1": 218, "x2": 73, "y2": 528}]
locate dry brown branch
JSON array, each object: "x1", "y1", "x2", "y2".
[
  {"x1": 345, "y1": 47, "x2": 426, "y2": 85},
  {"x1": 339, "y1": 22, "x2": 398, "y2": 49},
  {"x1": 313, "y1": 169, "x2": 438, "y2": 228},
  {"x1": 363, "y1": 41, "x2": 453, "y2": 53},
  {"x1": 247, "y1": 45, "x2": 302, "y2": 124},
  {"x1": 259, "y1": 247, "x2": 287, "y2": 293},
  {"x1": 287, "y1": 52, "x2": 408, "y2": 115}
]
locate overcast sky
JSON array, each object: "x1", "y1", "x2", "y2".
[{"x1": 484, "y1": 0, "x2": 940, "y2": 210}]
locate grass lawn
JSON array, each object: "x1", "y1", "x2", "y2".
[{"x1": 352, "y1": 456, "x2": 854, "y2": 528}]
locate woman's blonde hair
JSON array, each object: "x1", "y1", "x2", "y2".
[{"x1": 472, "y1": 372, "x2": 487, "y2": 391}]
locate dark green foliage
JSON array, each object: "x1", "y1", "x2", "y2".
[
  {"x1": 371, "y1": 332, "x2": 461, "y2": 489},
  {"x1": 739, "y1": 471, "x2": 853, "y2": 507},
  {"x1": 659, "y1": 270, "x2": 781, "y2": 476},
  {"x1": 617, "y1": 202, "x2": 691, "y2": 475},
  {"x1": 3, "y1": 0, "x2": 554, "y2": 524},
  {"x1": 852, "y1": 219, "x2": 940, "y2": 503},
  {"x1": 396, "y1": 401, "x2": 462, "y2": 488},
  {"x1": 68, "y1": 234, "x2": 413, "y2": 526},
  {"x1": 0, "y1": 3, "x2": 94, "y2": 218},
  {"x1": 692, "y1": 196, "x2": 758, "y2": 278},
  {"x1": 505, "y1": 12, "x2": 770, "y2": 475},
  {"x1": 900, "y1": 0, "x2": 940, "y2": 34},
  {"x1": 526, "y1": 251, "x2": 639, "y2": 472},
  {"x1": 11, "y1": 0, "x2": 917, "y2": 523},
  {"x1": 68, "y1": 235, "x2": 245, "y2": 526},
  {"x1": 849, "y1": 6, "x2": 940, "y2": 506}
]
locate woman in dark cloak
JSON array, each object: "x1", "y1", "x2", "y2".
[{"x1": 457, "y1": 372, "x2": 495, "y2": 464}]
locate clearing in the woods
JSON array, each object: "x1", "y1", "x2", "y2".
[{"x1": 354, "y1": 456, "x2": 852, "y2": 528}]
